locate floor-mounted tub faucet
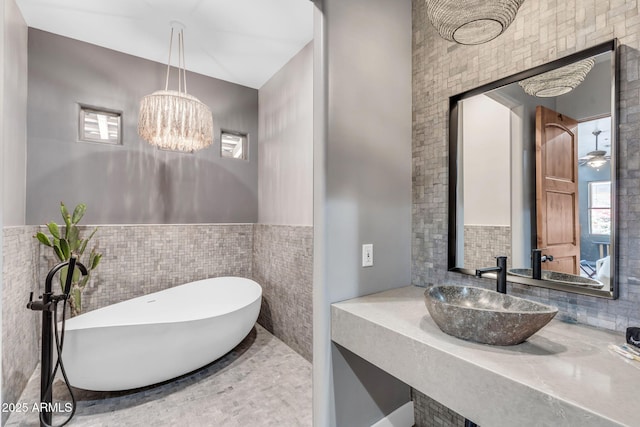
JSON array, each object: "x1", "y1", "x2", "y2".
[
  {"x1": 531, "y1": 249, "x2": 554, "y2": 280},
  {"x1": 475, "y1": 256, "x2": 508, "y2": 294},
  {"x1": 28, "y1": 256, "x2": 88, "y2": 427}
]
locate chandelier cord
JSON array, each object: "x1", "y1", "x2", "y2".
[
  {"x1": 180, "y1": 30, "x2": 188, "y2": 94},
  {"x1": 164, "y1": 27, "x2": 174, "y2": 91},
  {"x1": 177, "y1": 30, "x2": 182, "y2": 94},
  {"x1": 163, "y1": 27, "x2": 189, "y2": 95}
]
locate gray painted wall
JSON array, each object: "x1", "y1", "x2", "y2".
[
  {"x1": 258, "y1": 42, "x2": 313, "y2": 225},
  {"x1": 26, "y1": 29, "x2": 259, "y2": 225},
  {"x1": 0, "y1": 0, "x2": 5, "y2": 409},
  {"x1": 2, "y1": 0, "x2": 26, "y2": 226},
  {"x1": 1, "y1": 0, "x2": 28, "y2": 410},
  {"x1": 313, "y1": 0, "x2": 413, "y2": 425}
]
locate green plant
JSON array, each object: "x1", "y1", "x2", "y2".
[{"x1": 34, "y1": 202, "x2": 102, "y2": 316}]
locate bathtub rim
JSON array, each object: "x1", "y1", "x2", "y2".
[{"x1": 62, "y1": 276, "x2": 262, "y2": 331}]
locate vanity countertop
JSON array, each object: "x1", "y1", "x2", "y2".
[{"x1": 331, "y1": 285, "x2": 636, "y2": 427}]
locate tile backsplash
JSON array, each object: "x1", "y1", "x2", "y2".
[
  {"x1": 1, "y1": 227, "x2": 40, "y2": 426},
  {"x1": 38, "y1": 224, "x2": 255, "y2": 312},
  {"x1": 463, "y1": 225, "x2": 512, "y2": 271}
]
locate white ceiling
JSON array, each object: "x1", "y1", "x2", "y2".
[{"x1": 15, "y1": 0, "x2": 314, "y2": 89}]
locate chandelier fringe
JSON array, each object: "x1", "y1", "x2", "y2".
[{"x1": 138, "y1": 90, "x2": 213, "y2": 152}]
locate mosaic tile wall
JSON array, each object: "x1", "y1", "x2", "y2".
[
  {"x1": 37, "y1": 224, "x2": 254, "y2": 313},
  {"x1": 2, "y1": 227, "x2": 40, "y2": 425},
  {"x1": 463, "y1": 225, "x2": 512, "y2": 271},
  {"x1": 412, "y1": 0, "x2": 640, "y2": 423},
  {"x1": 412, "y1": 389, "x2": 465, "y2": 427},
  {"x1": 253, "y1": 224, "x2": 313, "y2": 361}
]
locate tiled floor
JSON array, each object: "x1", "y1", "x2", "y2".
[{"x1": 6, "y1": 325, "x2": 312, "y2": 427}]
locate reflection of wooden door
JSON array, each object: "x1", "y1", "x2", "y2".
[{"x1": 536, "y1": 106, "x2": 580, "y2": 274}]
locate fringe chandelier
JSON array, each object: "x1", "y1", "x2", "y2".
[
  {"x1": 138, "y1": 23, "x2": 213, "y2": 152},
  {"x1": 425, "y1": 0, "x2": 525, "y2": 45}
]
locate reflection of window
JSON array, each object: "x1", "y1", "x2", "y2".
[
  {"x1": 588, "y1": 181, "x2": 611, "y2": 235},
  {"x1": 220, "y1": 131, "x2": 248, "y2": 160},
  {"x1": 78, "y1": 105, "x2": 122, "y2": 145}
]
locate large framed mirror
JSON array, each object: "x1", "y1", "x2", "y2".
[{"x1": 448, "y1": 39, "x2": 618, "y2": 299}]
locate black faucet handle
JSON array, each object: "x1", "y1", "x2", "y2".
[{"x1": 27, "y1": 291, "x2": 46, "y2": 311}]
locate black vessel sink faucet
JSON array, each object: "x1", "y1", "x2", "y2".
[
  {"x1": 531, "y1": 249, "x2": 554, "y2": 280},
  {"x1": 475, "y1": 256, "x2": 508, "y2": 294}
]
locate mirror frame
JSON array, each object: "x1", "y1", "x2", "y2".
[{"x1": 448, "y1": 39, "x2": 619, "y2": 299}]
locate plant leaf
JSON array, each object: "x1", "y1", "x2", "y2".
[
  {"x1": 79, "y1": 227, "x2": 98, "y2": 256},
  {"x1": 71, "y1": 203, "x2": 86, "y2": 224},
  {"x1": 47, "y1": 222, "x2": 60, "y2": 239},
  {"x1": 60, "y1": 202, "x2": 72, "y2": 229},
  {"x1": 53, "y1": 244, "x2": 64, "y2": 261},
  {"x1": 35, "y1": 232, "x2": 52, "y2": 247},
  {"x1": 78, "y1": 239, "x2": 88, "y2": 256},
  {"x1": 72, "y1": 268, "x2": 81, "y2": 282},
  {"x1": 59, "y1": 238, "x2": 70, "y2": 260},
  {"x1": 86, "y1": 227, "x2": 98, "y2": 242},
  {"x1": 59, "y1": 266, "x2": 68, "y2": 293},
  {"x1": 79, "y1": 275, "x2": 90, "y2": 289},
  {"x1": 72, "y1": 288, "x2": 82, "y2": 316},
  {"x1": 91, "y1": 253, "x2": 102, "y2": 270},
  {"x1": 68, "y1": 225, "x2": 80, "y2": 251}
]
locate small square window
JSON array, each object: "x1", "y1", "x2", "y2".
[
  {"x1": 221, "y1": 131, "x2": 248, "y2": 160},
  {"x1": 78, "y1": 105, "x2": 122, "y2": 145}
]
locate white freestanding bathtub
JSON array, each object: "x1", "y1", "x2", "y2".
[{"x1": 60, "y1": 276, "x2": 262, "y2": 391}]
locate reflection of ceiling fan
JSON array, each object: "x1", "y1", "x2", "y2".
[{"x1": 579, "y1": 130, "x2": 610, "y2": 168}]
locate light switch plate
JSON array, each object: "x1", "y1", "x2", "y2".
[{"x1": 362, "y1": 244, "x2": 373, "y2": 267}]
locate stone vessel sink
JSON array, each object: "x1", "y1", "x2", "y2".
[
  {"x1": 424, "y1": 285, "x2": 558, "y2": 346},
  {"x1": 508, "y1": 268, "x2": 604, "y2": 289}
]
